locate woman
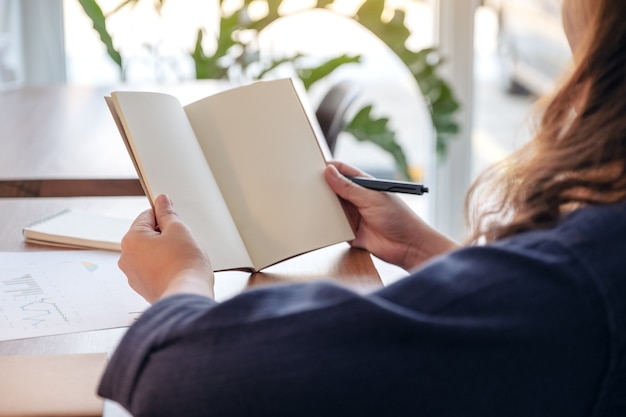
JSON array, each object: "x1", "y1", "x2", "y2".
[{"x1": 99, "y1": 0, "x2": 626, "y2": 415}]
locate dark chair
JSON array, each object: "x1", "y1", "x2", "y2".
[{"x1": 315, "y1": 80, "x2": 360, "y2": 155}]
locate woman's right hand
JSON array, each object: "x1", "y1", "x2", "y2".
[
  {"x1": 325, "y1": 161, "x2": 459, "y2": 270},
  {"x1": 118, "y1": 194, "x2": 215, "y2": 303}
]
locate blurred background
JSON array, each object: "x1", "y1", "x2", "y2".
[{"x1": 0, "y1": 0, "x2": 570, "y2": 240}]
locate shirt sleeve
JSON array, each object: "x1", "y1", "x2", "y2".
[{"x1": 98, "y1": 241, "x2": 610, "y2": 417}]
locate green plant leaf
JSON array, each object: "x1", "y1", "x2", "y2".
[
  {"x1": 358, "y1": 8, "x2": 410, "y2": 55},
  {"x1": 295, "y1": 54, "x2": 361, "y2": 90},
  {"x1": 77, "y1": 0, "x2": 123, "y2": 76},
  {"x1": 354, "y1": 2, "x2": 461, "y2": 160},
  {"x1": 106, "y1": 0, "x2": 139, "y2": 17},
  {"x1": 256, "y1": 54, "x2": 303, "y2": 79},
  {"x1": 79, "y1": 0, "x2": 462, "y2": 173},
  {"x1": 191, "y1": 29, "x2": 229, "y2": 79},
  {"x1": 354, "y1": 0, "x2": 384, "y2": 29},
  {"x1": 244, "y1": 0, "x2": 283, "y2": 33},
  {"x1": 191, "y1": 5, "x2": 247, "y2": 80},
  {"x1": 315, "y1": 0, "x2": 335, "y2": 7},
  {"x1": 345, "y1": 105, "x2": 411, "y2": 180}
]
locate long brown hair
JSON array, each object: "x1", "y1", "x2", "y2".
[{"x1": 466, "y1": 0, "x2": 626, "y2": 243}]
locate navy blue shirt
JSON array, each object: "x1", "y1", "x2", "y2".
[{"x1": 99, "y1": 202, "x2": 626, "y2": 416}]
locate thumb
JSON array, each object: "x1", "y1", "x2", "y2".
[
  {"x1": 154, "y1": 194, "x2": 179, "y2": 231},
  {"x1": 324, "y1": 164, "x2": 376, "y2": 207}
]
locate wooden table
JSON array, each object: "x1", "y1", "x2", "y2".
[
  {"x1": 0, "y1": 83, "x2": 411, "y2": 416},
  {"x1": 0, "y1": 197, "x2": 382, "y2": 348},
  {"x1": 0, "y1": 82, "x2": 230, "y2": 197},
  {"x1": 0, "y1": 196, "x2": 387, "y2": 354},
  {"x1": 0, "y1": 196, "x2": 394, "y2": 416}
]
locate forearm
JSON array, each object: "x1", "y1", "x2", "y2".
[
  {"x1": 98, "y1": 294, "x2": 217, "y2": 411},
  {"x1": 98, "y1": 282, "x2": 374, "y2": 416}
]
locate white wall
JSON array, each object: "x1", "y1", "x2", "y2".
[
  {"x1": 1, "y1": 0, "x2": 66, "y2": 87},
  {"x1": 433, "y1": 0, "x2": 480, "y2": 241},
  {"x1": 19, "y1": 0, "x2": 66, "y2": 84},
  {"x1": 0, "y1": 0, "x2": 23, "y2": 88}
]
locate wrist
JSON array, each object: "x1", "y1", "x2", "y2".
[
  {"x1": 161, "y1": 272, "x2": 215, "y2": 300},
  {"x1": 403, "y1": 230, "x2": 460, "y2": 270}
]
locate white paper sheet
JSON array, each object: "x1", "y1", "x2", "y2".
[{"x1": 0, "y1": 251, "x2": 149, "y2": 341}]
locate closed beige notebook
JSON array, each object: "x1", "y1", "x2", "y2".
[
  {"x1": 23, "y1": 210, "x2": 133, "y2": 251},
  {"x1": 0, "y1": 353, "x2": 107, "y2": 417}
]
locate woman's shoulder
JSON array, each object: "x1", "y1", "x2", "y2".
[
  {"x1": 477, "y1": 201, "x2": 626, "y2": 319},
  {"x1": 502, "y1": 201, "x2": 626, "y2": 282},
  {"x1": 379, "y1": 201, "x2": 626, "y2": 341}
]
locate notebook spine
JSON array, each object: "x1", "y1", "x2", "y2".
[{"x1": 23, "y1": 209, "x2": 71, "y2": 235}]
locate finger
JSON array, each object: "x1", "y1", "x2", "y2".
[
  {"x1": 153, "y1": 194, "x2": 179, "y2": 231},
  {"x1": 130, "y1": 208, "x2": 157, "y2": 232},
  {"x1": 327, "y1": 160, "x2": 371, "y2": 178},
  {"x1": 324, "y1": 164, "x2": 378, "y2": 207}
]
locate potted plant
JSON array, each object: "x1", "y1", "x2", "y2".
[{"x1": 78, "y1": 0, "x2": 460, "y2": 180}]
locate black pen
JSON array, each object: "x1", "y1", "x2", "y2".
[{"x1": 347, "y1": 176, "x2": 429, "y2": 195}]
